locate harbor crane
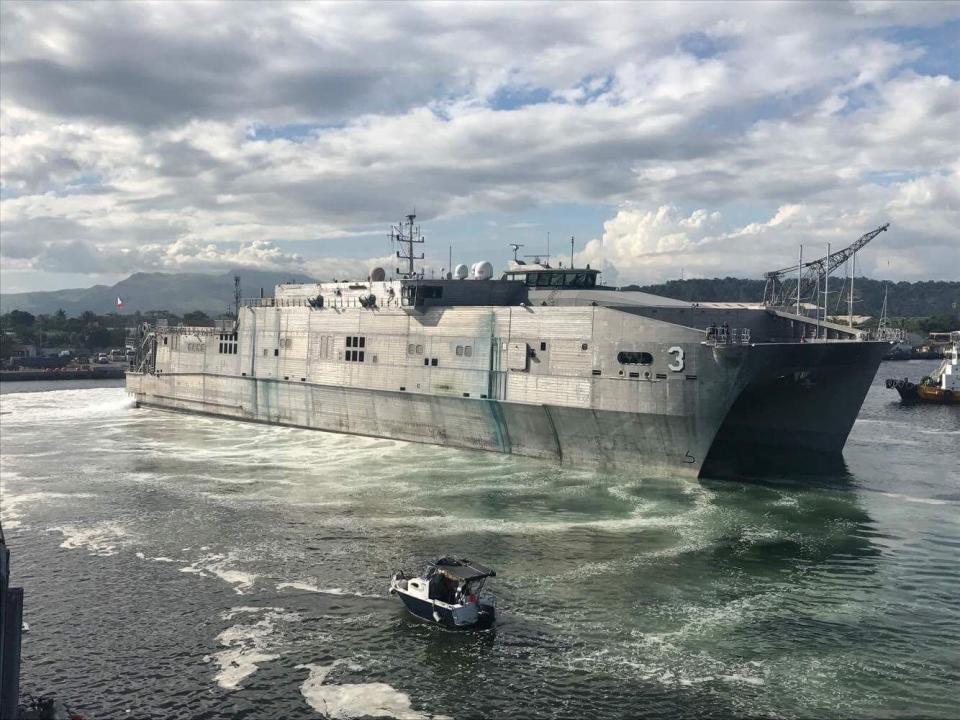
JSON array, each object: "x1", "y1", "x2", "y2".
[{"x1": 762, "y1": 223, "x2": 889, "y2": 311}]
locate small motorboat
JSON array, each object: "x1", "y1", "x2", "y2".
[{"x1": 389, "y1": 556, "x2": 496, "y2": 629}]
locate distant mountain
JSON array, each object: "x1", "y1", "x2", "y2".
[
  {"x1": 4, "y1": 271, "x2": 957, "y2": 319},
  {"x1": 0, "y1": 269, "x2": 315, "y2": 316}
]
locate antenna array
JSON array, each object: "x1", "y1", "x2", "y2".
[{"x1": 391, "y1": 212, "x2": 425, "y2": 279}]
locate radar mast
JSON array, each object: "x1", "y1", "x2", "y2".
[{"x1": 391, "y1": 212, "x2": 425, "y2": 279}]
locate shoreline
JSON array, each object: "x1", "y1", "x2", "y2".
[{"x1": 0, "y1": 368, "x2": 126, "y2": 382}]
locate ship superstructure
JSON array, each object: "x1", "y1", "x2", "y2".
[{"x1": 127, "y1": 221, "x2": 891, "y2": 477}]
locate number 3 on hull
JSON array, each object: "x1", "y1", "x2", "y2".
[{"x1": 668, "y1": 346, "x2": 685, "y2": 372}]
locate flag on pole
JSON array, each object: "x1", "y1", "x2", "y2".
[{"x1": 116, "y1": 296, "x2": 125, "y2": 310}]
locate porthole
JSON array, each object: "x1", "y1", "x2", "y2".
[{"x1": 617, "y1": 351, "x2": 653, "y2": 365}]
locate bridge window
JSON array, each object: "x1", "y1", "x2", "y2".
[
  {"x1": 218, "y1": 332, "x2": 238, "y2": 355},
  {"x1": 464, "y1": 345, "x2": 472, "y2": 357},
  {"x1": 403, "y1": 284, "x2": 443, "y2": 305},
  {"x1": 617, "y1": 351, "x2": 653, "y2": 365},
  {"x1": 524, "y1": 272, "x2": 598, "y2": 289},
  {"x1": 346, "y1": 336, "x2": 365, "y2": 348},
  {"x1": 346, "y1": 350, "x2": 365, "y2": 363}
]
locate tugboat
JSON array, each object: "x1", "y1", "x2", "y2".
[
  {"x1": 886, "y1": 333, "x2": 959, "y2": 404},
  {"x1": 389, "y1": 557, "x2": 496, "y2": 629}
]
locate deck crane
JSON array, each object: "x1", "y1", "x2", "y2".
[{"x1": 762, "y1": 223, "x2": 889, "y2": 310}]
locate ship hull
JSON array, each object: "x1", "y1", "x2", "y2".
[
  {"x1": 126, "y1": 341, "x2": 887, "y2": 478},
  {"x1": 126, "y1": 371, "x2": 717, "y2": 476},
  {"x1": 707, "y1": 341, "x2": 889, "y2": 453}
]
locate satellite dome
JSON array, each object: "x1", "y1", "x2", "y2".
[
  {"x1": 472, "y1": 261, "x2": 494, "y2": 280},
  {"x1": 369, "y1": 267, "x2": 386, "y2": 282},
  {"x1": 453, "y1": 263, "x2": 469, "y2": 280}
]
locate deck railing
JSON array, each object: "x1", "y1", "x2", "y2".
[
  {"x1": 240, "y1": 295, "x2": 403, "y2": 309},
  {"x1": 704, "y1": 328, "x2": 751, "y2": 345}
]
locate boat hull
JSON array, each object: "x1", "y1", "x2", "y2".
[
  {"x1": 393, "y1": 589, "x2": 494, "y2": 629},
  {"x1": 707, "y1": 341, "x2": 890, "y2": 456},
  {"x1": 126, "y1": 341, "x2": 888, "y2": 477},
  {"x1": 126, "y1": 371, "x2": 719, "y2": 476},
  {"x1": 886, "y1": 378, "x2": 959, "y2": 404}
]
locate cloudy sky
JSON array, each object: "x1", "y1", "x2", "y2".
[{"x1": 1, "y1": 0, "x2": 958, "y2": 293}]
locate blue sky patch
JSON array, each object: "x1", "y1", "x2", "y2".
[
  {"x1": 678, "y1": 32, "x2": 733, "y2": 60},
  {"x1": 884, "y1": 20, "x2": 960, "y2": 79},
  {"x1": 247, "y1": 122, "x2": 340, "y2": 142},
  {"x1": 490, "y1": 85, "x2": 553, "y2": 111}
]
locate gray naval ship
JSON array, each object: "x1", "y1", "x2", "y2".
[{"x1": 127, "y1": 216, "x2": 890, "y2": 477}]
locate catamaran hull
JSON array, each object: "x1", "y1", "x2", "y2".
[{"x1": 125, "y1": 341, "x2": 887, "y2": 477}]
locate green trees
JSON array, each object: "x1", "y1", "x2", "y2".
[
  {"x1": 182, "y1": 310, "x2": 214, "y2": 327},
  {"x1": 0, "y1": 309, "x2": 170, "y2": 358}
]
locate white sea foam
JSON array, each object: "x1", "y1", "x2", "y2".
[
  {"x1": 0, "y1": 491, "x2": 96, "y2": 530},
  {"x1": 209, "y1": 606, "x2": 300, "y2": 690},
  {"x1": 771, "y1": 494, "x2": 800, "y2": 508},
  {"x1": 568, "y1": 640, "x2": 768, "y2": 691},
  {"x1": 879, "y1": 492, "x2": 952, "y2": 506},
  {"x1": 179, "y1": 552, "x2": 257, "y2": 594},
  {"x1": 276, "y1": 581, "x2": 381, "y2": 599},
  {"x1": 50, "y1": 522, "x2": 128, "y2": 556},
  {"x1": 0, "y1": 389, "x2": 135, "y2": 425},
  {"x1": 720, "y1": 673, "x2": 766, "y2": 686},
  {"x1": 352, "y1": 496, "x2": 714, "y2": 537},
  {"x1": 297, "y1": 661, "x2": 450, "y2": 720}
]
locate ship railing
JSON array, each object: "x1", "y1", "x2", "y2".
[
  {"x1": 704, "y1": 328, "x2": 751, "y2": 345},
  {"x1": 241, "y1": 297, "x2": 319, "y2": 308},
  {"x1": 240, "y1": 295, "x2": 403, "y2": 309}
]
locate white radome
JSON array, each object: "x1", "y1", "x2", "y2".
[{"x1": 471, "y1": 261, "x2": 493, "y2": 280}]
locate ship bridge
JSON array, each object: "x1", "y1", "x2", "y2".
[{"x1": 499, "y1": 263, "x2": 600, "y2": 289}]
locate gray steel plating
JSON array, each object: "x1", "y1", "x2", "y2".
[{"x1": 127, "y1": 275, "x2": 889, "y2": 477}]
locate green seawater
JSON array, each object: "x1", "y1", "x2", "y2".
[{"x1": 1, "y1": 362, "x2": 957, "y2": 719}]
